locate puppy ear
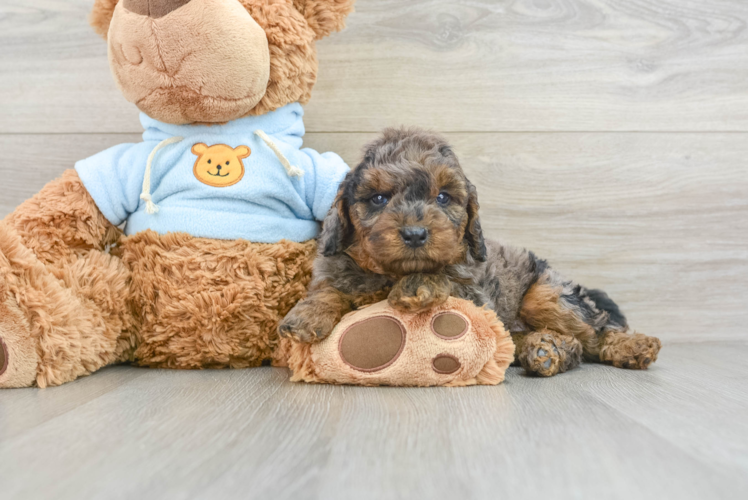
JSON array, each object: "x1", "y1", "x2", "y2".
[
  {"x1": 90, "y1": 0, "x2": 119, "y2": 39},
  {"x1": 319, "y1": 184, "x2": 352, "y2": 257},
  {"x1": 292, "y1": 0, "x2": 355, "y2": 40},
  {"x1": 465, "y1": 180, "x2": 487, "y2": 262}
]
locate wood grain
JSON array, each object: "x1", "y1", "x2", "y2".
[
  {"x1": 3, "y1": 132, "x2": 744, "y2": 341},
  {"x1": 1, "y1": 342, "x2": 746, "y2": 500},
  {"x1": 1, "y1": 0, "x2": 748, "y2": 133}
]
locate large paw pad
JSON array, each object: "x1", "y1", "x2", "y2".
[{"x1": 339, "y1": 317, "x2": 405, "y2": 372}]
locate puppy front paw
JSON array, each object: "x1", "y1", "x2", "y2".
[
  {"x1": 388, "y1": 274, "x2": 451, "y2": 312},
  {"x1": 279, "y1": 305, "x2": 337, "y2": 344}
]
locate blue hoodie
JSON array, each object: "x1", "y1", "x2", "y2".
[{"x1": 75, "y1": 103, "x2": 349, "y2": 243}]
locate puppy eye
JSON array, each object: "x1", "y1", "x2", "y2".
[
  {"x1": 370, "y1": 194, "x2": 390, "y2": 206},
  {"x1": 207, "y1": 159, "x2": 212, "y2": 164},
  {"x1": 436, "y1": 192, "x2": 451, "y2": 205}
]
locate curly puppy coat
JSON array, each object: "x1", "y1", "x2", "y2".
[{"x1": 279, "y1": 128, "x2": 662, "y2": 377}]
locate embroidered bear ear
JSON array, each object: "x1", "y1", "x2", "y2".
[
  {"x1": 234, "y1": 145, "x2": 251, "y2": 159},
  {"x1": 191, "y1": 143, "x2": 208, "y2": 155}
]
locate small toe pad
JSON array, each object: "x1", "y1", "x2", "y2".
[
  {"x1": 339, "y1": 316, "x2": 405, "y2": 372},
  {"x1": 431, "y1": 312, "x2": 468, "y2": 339},
  {"x1": 432, "y1": 354, "x2": 461, "y2": 374}
]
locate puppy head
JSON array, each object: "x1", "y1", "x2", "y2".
[{"x1": 320, "y1": 128, "x2": 486, "y2": 275}]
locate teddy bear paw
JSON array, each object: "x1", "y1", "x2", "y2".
[
  {"x1": 286, "y1": 298, "x2": 514, "y2": 387},
  {"x1": 0, "y1": 296, "x2": 39, "y2": 388}
]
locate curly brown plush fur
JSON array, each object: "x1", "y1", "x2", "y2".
[
  {"x1": 0, "y1": 170, "x2": 316, "y2": 387},
  {"x1": 280, "y1": 128, "x2": 662, "y2": 376}
]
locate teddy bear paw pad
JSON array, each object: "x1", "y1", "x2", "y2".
[
  {"x1": 431, "y1": 312, "x2": 468, "y2": 339},
  {"x1": 432, "y1": 354, "x2": 461, "y2": 374},
  {"x1": 339, "y1": 316, "x2": 405, "y2": 372}
]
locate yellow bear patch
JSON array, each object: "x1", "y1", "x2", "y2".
[{"x1": 192, "y1": 143, "x2": 251, "y2": 187}]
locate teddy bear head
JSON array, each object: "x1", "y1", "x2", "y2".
[{"x1": 91, "y1": 0, "x2": 354, "y2": 125}]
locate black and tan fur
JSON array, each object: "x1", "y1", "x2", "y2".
[{"x1": 279, "y1": 128, "x2": 661, "y2": 377}]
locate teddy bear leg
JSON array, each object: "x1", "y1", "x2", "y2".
[
  {"x1": 513, "y1": 329, "x2": 583, "y2": 377},
  {"x1": 0, "y1": 171, "x2": 133, "y2": 388}
]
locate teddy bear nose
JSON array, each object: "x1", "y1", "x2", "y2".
[
  {"x1": 400, "y1": 227, "x2": 429, "y2": 248},
  {"x1": 122, "y1": 0, "x2": 193, "y2": 19}
]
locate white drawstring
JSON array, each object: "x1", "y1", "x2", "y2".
[
  {"x1": 141, "y1": 136, "x2": 183, "y2": 214},
  {"x1": 254, "y1": 129, "x2": 304, "y2": 178}
]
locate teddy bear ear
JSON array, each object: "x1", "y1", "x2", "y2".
[
  {"x1": 292, "y1": 0, "x2": 355, "y2": 40},
  {"x1": 90, "y1": 0, "x2": 119, "y2": 39}
]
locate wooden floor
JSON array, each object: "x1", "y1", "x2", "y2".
[
  {"x1": 2, "y1": 1, "x2": 748, "y2": 498},
  {"x1": 0, "y1": 342, "x2": 746, "y2": 500}
]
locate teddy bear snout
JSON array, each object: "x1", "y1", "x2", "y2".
[
  {"x1": 122, "y1": 0, "x2": 193, "y2": 19},
  {"x1": 109, "y1": 0, "x2": 271, "y2": 124}
]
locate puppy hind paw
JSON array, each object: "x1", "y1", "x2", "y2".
[
  {"x1": 601, "y1": 332, "x2": 661, "y2": 370},
  {"x1": 518, "y1": 330, "x2": 582, "y2": 377}
]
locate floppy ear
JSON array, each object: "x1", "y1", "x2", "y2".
[
  {"x1": 319, "y1": 183, "x2": 353, "y2": 256},
  {"x1": 292, "y1": 0, "x2": 355, "y2": 40},
  {"x1": 465, "y1": 180, "x2": 487, "y2": 262},
  {"x1": 234, "y1": 145, "x2": 251, "y2": 159},
  {"x1": 191, "y1": 143, "x2": 208, "y2": 155},
  {"x1": 90, "y1": 0, "x2": 120, "y2": 39}
]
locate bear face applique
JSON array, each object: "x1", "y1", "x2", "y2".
[{"x1": 191, "y1": 143, "x2": 251, "y2": 187}]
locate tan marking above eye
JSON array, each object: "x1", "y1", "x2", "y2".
[
  {"x1": 432, "y1": 354, "x2": 461, "y2": 374},
  {"x1": 339, "y1": 316, "x2": 405, "y2": 372},
  {"x1": 431, "y1": 312, "x2": 468, "y2": 339}
]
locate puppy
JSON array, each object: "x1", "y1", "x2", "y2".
[{"x1": 279, "y1": 128, "x2": 661, "y2": 376}]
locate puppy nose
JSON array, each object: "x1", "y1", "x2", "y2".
[
  {"x1": 400, "y1": 227, "x2": 429, "y2": 248},
  {"x1": 123, "y1": 0, "x2": 193, "y2": 19}
]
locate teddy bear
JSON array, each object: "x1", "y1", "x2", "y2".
[
  {"x1": 0, "y1": 0, "x2": 516, "y2": 389},
  {"x1": 0, "y1": 0, "x2": 359, "y2": 388}
]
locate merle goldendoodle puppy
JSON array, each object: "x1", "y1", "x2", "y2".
[{"x1": 279, "y1": 128, "x2": 661, "y2": 377}]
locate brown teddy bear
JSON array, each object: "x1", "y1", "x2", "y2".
[{"x1": 0, "y1": 0, "x2": 358, "y2": 388}]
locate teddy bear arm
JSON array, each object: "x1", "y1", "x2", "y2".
[
  {"x1": 5, "y1": 169, "x2": 120, "y2": 265},
  {"x1": 285, "y1": 298, "x2": 515, "y2": 387}
]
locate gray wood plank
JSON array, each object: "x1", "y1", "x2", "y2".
[
  {"x1": 2, "y1": 0, "x2": 748, "y2": 133},
  {"x1": 0, "y1": 366, "x2": 147, "y2": 441},
  {"x1": 0, "y1": 342, "x2": 746, "y2": 500}
]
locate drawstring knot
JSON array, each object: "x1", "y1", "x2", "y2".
[{"x1": 254, "y1": 129, "x2": 304, "y2": 178}]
